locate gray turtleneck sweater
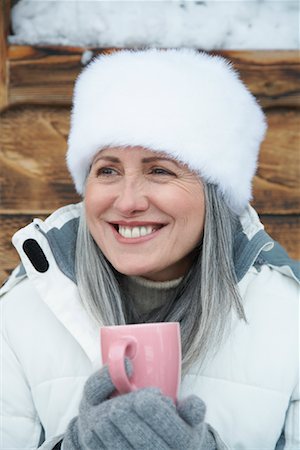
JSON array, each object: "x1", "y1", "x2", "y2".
[{"x1": 119, "y1": 275, "x2": 182, "y2": 315}]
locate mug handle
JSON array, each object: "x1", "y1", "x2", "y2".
[{"x1": 108, "y1": 336, "x2": 138, "y2": 394}]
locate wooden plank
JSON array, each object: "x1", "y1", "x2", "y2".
[
  {"x1": 1, "y1": 213, "x2": 298, "y2": 286},
  {"x1": 0, "y1": 0, "x2": 10, "y2": 110},
  {"x1": 0, "y1": 105, "x2": 81, "y2": 211},
  {"x1": 3, "y1": 48, "x2": 299, "y2": 110},
  {"x1": 1, "y1": 105, "x2": 298, "y2": 214},
  {"x1": 220, "y1": 50, "x2": 300, "y2": 109},
  {"x1": 252, "y1": 109, "x2": 300, "y2": 214},
  {"x1": 7, "y1": 46, "x2": 114, "y2": 108}
]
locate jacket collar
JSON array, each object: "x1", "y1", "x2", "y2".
[
  {"x1": 6, "y1": 203, "x2": 101, "y2": 366},
  {"x1": 236, "y1": 206, "x2": 299, "y2": 284},
  {"x1": 10, "y1": 202, "x2": 300, "y2": 286}
]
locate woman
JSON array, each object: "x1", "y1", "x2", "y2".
[{"x1": 1, "y1": 49, "x2": 299, "y2": 449}]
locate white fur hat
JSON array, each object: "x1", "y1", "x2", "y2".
[{"x1": 67, "y1": 49, "x2": 266, "y2": 213}]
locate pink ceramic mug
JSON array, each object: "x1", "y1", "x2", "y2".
[{"x1": 100, "y1": 322, "x2": 181, "y2": 402}]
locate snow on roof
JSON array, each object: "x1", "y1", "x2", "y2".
[{"x1": 9, "y1": 0, "x2": 298, "y2": 50}]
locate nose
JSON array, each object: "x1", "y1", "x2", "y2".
[{"x1": 113, "y1": 177, "x2": 149, "y2": 216}]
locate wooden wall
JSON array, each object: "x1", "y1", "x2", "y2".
[{"x1": 0, "y1": 2, "x2": 299, "y2": 284}]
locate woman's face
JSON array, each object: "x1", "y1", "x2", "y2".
[{"x1": 85, "y1": 146, "x2": 205, "y2": 281}]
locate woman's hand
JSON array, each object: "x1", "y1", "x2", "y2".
[{"x1": 62, "y1": 363, "x2": 216, "y2": 449}]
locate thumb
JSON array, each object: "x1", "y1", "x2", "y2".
[
  {"x1": 83, "y1": 358, "x2": 133, "y2": 406},
  {"x1": 177, "y1": 395, "x2": 206, "y2": 427},
  {"x1": 83, "y1": 365, "x2": 115, "y2": 406}
]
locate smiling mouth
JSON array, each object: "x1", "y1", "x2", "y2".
[{"x1": 111, "y1": 224, "x2": 164, "y2": 239}]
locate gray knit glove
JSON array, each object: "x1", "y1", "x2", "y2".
[{"x1": 62, "y1": 363, "x2": 216, "y2": 449}]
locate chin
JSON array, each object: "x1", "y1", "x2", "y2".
[
  {"x1": 116, "y1": 266, "x2": 151, "y2": 277},
  {"x1": 113, "y1": 262, "x2": 161, "y2": 280},
  {"x1": 109, "y1": 254, "x2": 152, "y2": 275}
]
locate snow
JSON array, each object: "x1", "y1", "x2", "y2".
[{"x1": 9, "y1": 0, "x2": 299, "y2": 50}]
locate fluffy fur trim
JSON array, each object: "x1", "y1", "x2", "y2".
[{"x1": 67, "y1": 49, "x2": 266, "y2": 213}]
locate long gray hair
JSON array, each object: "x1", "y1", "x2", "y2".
[{"x1": 75, "y1": 183, "x2": 245, "y2": 374}]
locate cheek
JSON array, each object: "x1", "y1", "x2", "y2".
[
  {"x1": 178, "y1": 192, "x2": 205, "y2": 238},
  {"x1": 84, "y1": 185, "x2": 111, "y2": 220},
  {"x1": 182, "y1": 208, "x2": 205, "y2": 240},
  {"x1": 193, "y1": 198, "x2": 206, "y2": 236},
  {"x1": 84, "y1": 187, "x2": 99, "y2": 222}
]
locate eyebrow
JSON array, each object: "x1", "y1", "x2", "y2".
[
  {"x1": 142, "y1": 156, "x2": 179, "y2": 165},
  {"x1": 93, "y1": 155, "x2": 179, "y2": 166},
  {"x1": 93, "y1": 156, "x2": 119, "y2": 164}
]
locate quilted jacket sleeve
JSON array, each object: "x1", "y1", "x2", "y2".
[
  {"x1": 1, "y1": 330, "x2": 43, "y2": 448},
  {"x1": 283, "y1": 382, "x2": 300, "y2": 449}
]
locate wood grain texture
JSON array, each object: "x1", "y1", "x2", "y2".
[
  {"x1": 0, "y1": 0, "x2": 10, "y2": 110},
  {"x1": 252, "y1": 109, "x2": 300, "y2": 214},
  {"x1": 7, "y1": 46, "x2": 114, "y2": 108},
  {"x1": 1, "y1": 213, "x2": 298, "y2": 286},
  {"x1": 218, "y1": 51, "x2": 300, "y2": 109},
  {"x1": 2, "y1": 48, "x2": 299, "y2": 110},
  {"x1": 0, "y1": 106, "x2": 81, "y2": 211},
  {"x1": 1, "y1": 105, "x2": 298, "y2": 213}
]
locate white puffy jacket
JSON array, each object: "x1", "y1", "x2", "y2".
[{"x1": 1, "y1": 203, "x2": 299, "y2": 450}]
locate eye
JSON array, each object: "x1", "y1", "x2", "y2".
[
  {"x1": 149, "y1": 167, "x2": 175, "y2": 176},
  {"x1": 96, "y1": 167, "x2": 119, "y2": 177}
]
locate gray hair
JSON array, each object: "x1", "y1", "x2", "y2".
[{"x1": 75, "y1": 183, "x2": 245, "y2": 374}]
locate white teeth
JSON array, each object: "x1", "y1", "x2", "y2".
[
  {"x1": 118, "y1": 225, "x2": 156, "y2": 238},
  {"x1": 124, "y1": 227, "x2": 132, "y2": 238},
  {"x1": 140, "y1": 226, "x2": 148, "y2": 236},
  {"x1": 131, "y1": 227, "x2": 140, "y2": 238}
]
